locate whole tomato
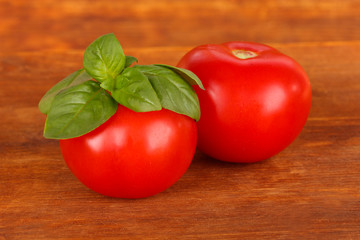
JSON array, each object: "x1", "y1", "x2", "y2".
[
  {"x1": 60, "y1": 106, "x2": 197, "y2": 198},
  {"x1": 39, "y1": 34, "x2": 203, "y2": 198},
  {"x1": 177, "y1": 42, "x2": 312, "y2": 163}
]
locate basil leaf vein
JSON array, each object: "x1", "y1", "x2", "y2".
[
  {"x1": 38, "y1": 69, "x2": 92, "y2": 114},
  {"x1": 83, "y1": 33, "x2": 126, "y2": 83},
  {"x1": 154, "y1": 64, "x2": 205, "y2": 90},
  {"x1": 112, "y1": 68, "x2": 161, "y2": 112},
  {"x1": 134, "y1": 65, "x2": 201, "y2": 121},
  {"x1": 43, "y1": 80, "x2": 117, "y2": 139}
]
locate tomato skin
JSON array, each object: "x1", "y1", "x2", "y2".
[
  {"x1": 59, "y1": 106, "x2": 197, "y2": 198},
  {"x1": 177, "y1": 42, "x2": 312, "y2": 163}
]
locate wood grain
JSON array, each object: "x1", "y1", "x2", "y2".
[
  {"x1": 1, "y1": 0, "x2": 360, "y2": 52},
  {"x1": 1, "y1": 1, "x2": 360, "y2": 239}
]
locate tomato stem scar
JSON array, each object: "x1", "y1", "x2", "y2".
[{"x1": 232, "y1": 49, "x2": 257, "y2": 59}]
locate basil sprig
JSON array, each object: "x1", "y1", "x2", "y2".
[{"x1": 39, "y1": 33, "x2": 204, "y2": 139}]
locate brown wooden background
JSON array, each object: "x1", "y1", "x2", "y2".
[{"x1": 1, "y1": 0, "x2": 360, "y2": 239}]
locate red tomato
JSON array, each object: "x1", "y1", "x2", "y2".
[
  {"x1": 177, "y1": 42, "x2": 311, "y2": 163},
  {"x1": 59, "y1": 105, "x2": 197, "y2": 198}
]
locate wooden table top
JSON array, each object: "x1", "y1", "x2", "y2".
[{"x1": 1, "y1": 0, "x2": 360, "y2": 239}]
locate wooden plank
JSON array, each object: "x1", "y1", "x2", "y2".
[
  {"x1": 1, "y1": 0, "x2": 360, "y2": 238},
  {"x1": 1, "y1": 0, "x2": 360, "y2": 52}
]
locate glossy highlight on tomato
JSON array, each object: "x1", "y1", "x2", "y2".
[
  {"x1": 177, "y1": 41, "x2": 312, "y2": 163},
  {"x1": 60, "y1": 106, "x2": 197, "y2": 198}
]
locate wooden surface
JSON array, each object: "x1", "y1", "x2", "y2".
[{"x1": 1, "y1": 0, "x2": 360, "y2": 239}]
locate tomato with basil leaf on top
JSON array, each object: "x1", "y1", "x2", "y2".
[
  {"x1": 39, "y1": 33, "x2": 204, "y2": 198},
  {"x1": 177, "y1": 42, "x2": 311, "y2": 163}
]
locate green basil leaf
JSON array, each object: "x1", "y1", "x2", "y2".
[
  {"x1": 154, "y1": 64, "x2": 205, "y2": 90},
  {"x1": 134, "y1": 65, "x2": 201, "y2": 121},
  {"x1": 83, "y1": 33, "x2": 125, "y2": 83},
  {"x1": 99, "y1": 55, "x2": 138, "y2": 92},
  {"x1": 124, "y1": 56, "x2": 138, "y2": 68},
  {"x1": 44, "y1": 80, "x2": 117, "y2": 139},
  {"x1": 38, "y1": 69, "x2": 92, "y2": 114},
  {"x1": 100, "y1": 76, "x2": 115, "y2": 92},
  {"x1": 112, "y1": 67, "x2": 161, "y2": 112}
]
